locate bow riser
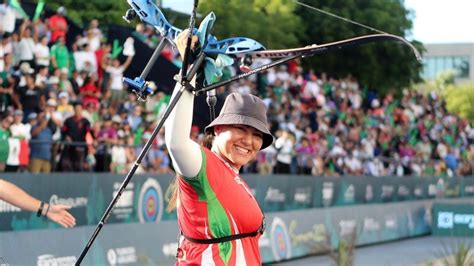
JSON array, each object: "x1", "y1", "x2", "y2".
[{"x1": 125, "y1": 0, "x2": 265, "y2": 55}]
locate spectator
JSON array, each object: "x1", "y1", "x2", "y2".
[
  {"x1": 0, "y1": 2, "x2": 16, "y2": 35},
  {"x1": 95, "y1": 41, "x2": 111, "y2": 89},
  {"x1": 256, "y1": 145, "x2": 277, "y2": 175},
  {"x1": 56, "y1": 91, "x2": 74, "y2": 119},
  {"x1": 10, "y1": 109, "x2": 30, "y2": 140},
  {"x1": 29, "y1": 111, "x2": 56, "y2": 173},
  {"x1": 95, "y1": 114, "x2": 117, "y2": 172},
  {"x1": 48, "y1": 6, "x2": 68, "y2": 43},
  {"x1": 127, "y1": 105, "x2": 143, "y2": 131},
  {"x1": 110, "y1": 136, "x2": 128, "y2": 173},
  {"x1": 35, "y1": 65, "x2": 49, "y2": 89},
  {"x1": 444, "y1": 146, "x2": 458, "y2": 177},
  {"x1": 59, "y1": 102, "x2": 91, "y2": 171},
  {"x1": 0, "y1": 71, "x2": 14, "y2": 114},
  {"x1": 79, "y1": 74, "x2": 100, "y2": 110},
  {"x1": 58, "y1": 68, "x2": 74, "y2": 96},
  {"x1": 18, "y1": 21, "x2": 35, "y2": 67},
  {"x1": 295, "y1": 136, "x2": 314, "y2": 175},
  {"x1": 15, "y1": 70, "x2": 45, "y2": 122},
  {"x1": 274, "y1": 129, "x2": 295, "y2": 174},
  {"x1": 103, "y1": 53, "x2": 133, "y2": 109},
  {"x1": 0, "y1": 113, "x2": 13, "y2": 171},
  {"x1": 50, "y1": 36, "x2": 70, "y2": 71},
  {"x1": 73, "y1": 43, "x2": 97, "y2": 75}
]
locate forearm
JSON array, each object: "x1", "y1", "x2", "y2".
[
  {"x1": 164, "y1": 81, "x2": 202, "y2": 177},
  {"x1": 0, "y1": 179, "x2": 43, "y2": 213}
]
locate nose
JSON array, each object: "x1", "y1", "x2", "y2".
[{"x1": 242, "y1": 129, "x2": 253, "y2": 145}]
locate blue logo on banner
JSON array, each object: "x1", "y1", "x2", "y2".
[{"x1": 138, "y1": 178, "x2": 163, "y2": 223}]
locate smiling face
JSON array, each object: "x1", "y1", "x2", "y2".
[{"x1": 212, "y1": 124, "x2": 263, "y2": 170}]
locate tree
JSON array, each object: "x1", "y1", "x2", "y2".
[
  {"x1": 198, "y1": 0, "x2": 302, "y2": 49},
  {"x1": 444, "y1": 83, "x2": 474, "y2": 124},
  {"x1": 295, "y1": 0, "x2": 424, "y2": 94},
  {"x1": 414, "y1": 71, "x2": 474, "y2": 124},
  {"x1": 45, "y1": 0, "x2": 131, "y2": 28}
]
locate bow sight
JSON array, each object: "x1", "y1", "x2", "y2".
[{"x1": 122, "y1": 8, "x2": 137, "y2": 23}]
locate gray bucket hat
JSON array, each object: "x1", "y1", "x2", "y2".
[{"x1": 205, "y1": 93, "x2": 274, "y2": 150}]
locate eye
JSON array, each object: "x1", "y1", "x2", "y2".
[
  {"x1": 253, "y1": 132, "x2": 263, "y2": 139},
  {"x1": 234, "y1": 126, "x2": 245, "y2": 132}
]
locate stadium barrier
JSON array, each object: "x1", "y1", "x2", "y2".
[
  {"x1": 0, "y1": 174, "x2": 473, "y2": 263},
  {"x1": 432, "y1": 202, "x2": 474, "y2": 237}
]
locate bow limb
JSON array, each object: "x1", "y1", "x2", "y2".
[{"x1": 247, "y1": 34, "x2": 421, "y2": 62}]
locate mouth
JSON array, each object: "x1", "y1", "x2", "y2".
[{"x1": 234, "y1": 145, "x2": 250, "y2": 155}]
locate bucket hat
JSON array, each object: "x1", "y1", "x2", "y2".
[{"x1": 205, "y1": 93, "x2": 273, "y2": 149}]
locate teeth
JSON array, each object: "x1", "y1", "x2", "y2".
[{"x1": 235, "y1": 146, "x2": 249, "y2": 154}]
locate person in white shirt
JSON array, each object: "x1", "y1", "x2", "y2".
[
  {"x1": 0, "y1": 3, "x2": 16, "y2": 34},
  {"x1": 18, "y1": 23, "x2": 35, "y2": 65},
  {"x1": 274, "y1": 129, "x2": 295, "y2": 174},
  {"x1": 34, "y1": 36, "x2": 50, "y2": 67},
  {"x1": 10, "y1": 109, "x2": 31, "y2": 140},
  {"x1": 103, "y1": 54, "x2": 133, "y2": 109}
]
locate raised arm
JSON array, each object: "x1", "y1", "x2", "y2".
[{"x1": 164, "y1": 30, "x2": 202, "y2": 178}]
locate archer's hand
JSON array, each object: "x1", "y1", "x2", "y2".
[
  {"x1": 175, "y1": 29, "x2": 199, "y2": 60},
  {"x1": 46, "y1": 204, "x2": 76, "y2": 228}
]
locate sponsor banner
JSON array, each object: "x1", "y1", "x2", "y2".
[
  {"x1": 1, "y1": 174, "x2": 473, "y2": 232},
  {"x1": 0, "y1": 222, "x2": 180, "y2": 265},
  {"x1": 432, "y1": 203, "x2": 474, "y2": 236},
  {"x1": 0, "y1": 198, "x2": 472, "y2": 264},
  {"x1": 462, "y1": 178, "x2": 474, "y2": 197},
  {"x1": 0, "y1": 174, "x2": 173, "y2": 231}
]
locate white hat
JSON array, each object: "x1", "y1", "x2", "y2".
[
  {"x1": 19, "y1": 62, "x2": 34, "y2": 74},
  {"x1": 58, "y1": 91, "x2": 69, "y2": 98},
  {"x1": 47, "y1": 98, "x2": 57, "y2": 107}
]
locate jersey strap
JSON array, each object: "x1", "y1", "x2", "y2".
[{"x1": 181, "y1": 216, "x2": 265, "y2": 244}]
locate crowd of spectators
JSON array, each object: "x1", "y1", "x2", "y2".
[{"x1": 1, "y1": 4, "x2": 473, "y2": 177}]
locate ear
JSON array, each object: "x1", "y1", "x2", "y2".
[{"x1": 213, "y1": 125, "x2": 223, "y2": 135}]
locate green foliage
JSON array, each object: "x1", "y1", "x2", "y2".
[
  {"x1": 414, "y1": 71, "x2": 474, "y2": 124},
  {"x1": 428, "y1": 239, "x2": 474, "y2": 266},
  {"x1": 199, "y1": 0, "x2": 302, "y2": 49},
  {"x1": 295, "y1": 0, "x2": 424, "y2": 93},
  {"x1": 44, "y1": 0, "x2": 131, "y2": 28},
  {"x1": 444, "y1": 83, "x2": 474, "y2": 124},
  {"x1": 38, "y1": 0, "x2": 421, "y2": 94}
]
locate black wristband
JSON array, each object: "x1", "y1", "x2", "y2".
[
  {"x1": 37, "y1": 201, "x2": 45, "y2": 217},
  {"x1": 45, "y1": 203, "x2": 51, "y2": 217}
]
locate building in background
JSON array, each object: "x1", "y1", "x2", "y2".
[{"x1": 422, "y1": 43, "x2": 474, "y2": 83}]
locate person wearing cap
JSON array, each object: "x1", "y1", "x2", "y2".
[
  {"x1": 48, "y1": 6, "x2": 68, "y2": 43},
  {"x1": 10, "y1": 109, "x2": 31, "y2": 171},
  {"x1": 164, "y1": 30, "x2": 273, "y2": 265},
  {"x1": 56, "y1": 91, "x2": 74, "y2": 119},
  {"x1": 45, "y1": 98, "x2": 63, "y2": 137}
]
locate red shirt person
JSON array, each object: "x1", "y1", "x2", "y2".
[{"x1": 48, "y1": 6, "x2": 68, "y2": 43}]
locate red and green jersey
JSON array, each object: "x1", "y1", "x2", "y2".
[{"x1": 176, "y1": 147, "x2": 264, "y2": 265}]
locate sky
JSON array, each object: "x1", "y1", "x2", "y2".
[{"x1": 161, "y1": 0, "x2": 474, "y2": 44}]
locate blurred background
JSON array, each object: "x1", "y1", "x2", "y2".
[{"x1": 0, "y1": 0, "x2": 473, "y2": 265}]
